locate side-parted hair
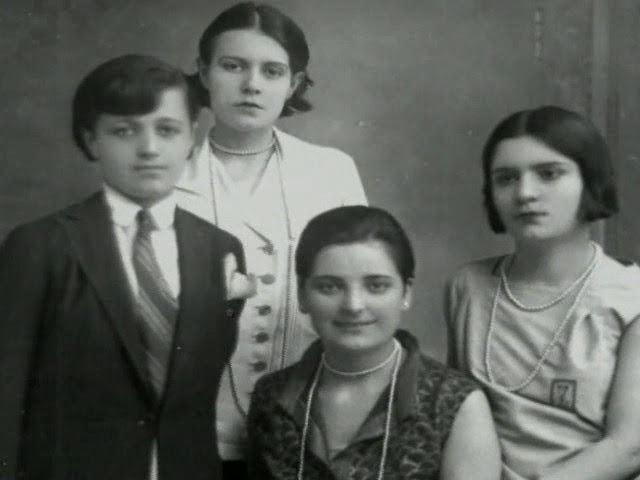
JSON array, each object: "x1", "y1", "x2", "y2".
[
  {"x1": 296, "y1": 206, "x2": 415, "y2": 286},
  {"x1": 189, "y1": 1, "x2": 313, "y2": 117},
  {"x1": 72, "y1": 54, "x2": 200, "y2": 161},
  {"x1": 482, "y1": 105, "x2": 618, "y2": 233}
]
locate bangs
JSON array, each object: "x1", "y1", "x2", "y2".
[
  {"x1": 92, "y1": 67, "x2": 178, "y2": 117},
  {"x1": 72, "y1": 54, "x2": 199, "y2": 161}
]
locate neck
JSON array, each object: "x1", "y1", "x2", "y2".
[
  {"x1": 210, "y1": 124, "x2": 274, "y2": 152},
  {"x1": 510, "y1": 227, "x2": 593, "y2": 285},
  {"x1": 322, "y1": 338, "x2": 399, "y2": 382}
]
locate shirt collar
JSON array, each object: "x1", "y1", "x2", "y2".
[{"x1": 103, "y1": 183, "x2": 176, "y2": 229}]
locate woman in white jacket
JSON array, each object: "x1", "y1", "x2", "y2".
[{"x1": 175, "y1": 3, "x2": 367, "y2": 478}]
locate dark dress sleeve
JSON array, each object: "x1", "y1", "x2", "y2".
[{"x1": 246, "y1": 375, "x2": 279, "y2": 480}]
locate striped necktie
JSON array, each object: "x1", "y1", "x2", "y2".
[{"x1": 133, "y1": 209, "x2": 178, "y2": 397}]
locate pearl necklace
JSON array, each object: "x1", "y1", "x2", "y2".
[
  {"x1": 209, "y1": 134, "x2": 275, "y2": 156},
  {"x1": 322, "y1": 339, "x2": 401, "y2": 377},
  {"x1": 484, "y1": 243, "x2": 600, "y2": 392},
  {"x1": 500, "y1": 242, "x2": 599, "y2": 311},
  {"x1": 297, "y1": 342, "x2": 403, "y2": 480}
]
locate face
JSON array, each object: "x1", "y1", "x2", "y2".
[
  {"x1": 299, "y1": 241, "x2": 412, "y2": 357},
  {"x1": 84, "y1": 88, "x2": 194, "y2": 207},
  {"x1": 200, "y1": 28, "x2": 302, "y2": 133},
  {"x1": 490, "y1": 135, "x2": 585, "y2": 243}
]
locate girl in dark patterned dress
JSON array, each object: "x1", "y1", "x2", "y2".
[{"x1": 247, "y1": 206, "x2": 501, "y2": 479}]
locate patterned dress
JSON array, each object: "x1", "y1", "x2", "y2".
[{"x1": 247, "y1": 330, "x2": 477, "y2": 479}]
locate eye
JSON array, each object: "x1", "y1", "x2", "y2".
[
  {"x1": 537, "y1": 166, "x2": 564, "y2": 181},
  {"x1": 312, "y1": 279, "x2": 342, "y2": 295},
  {"x1": 110, "y1": 126, "x2": 135, "y2": 137},
  {"x1": 492, "y1": 171, "x2": 518, "y2": 187},
  {"x1": 365, "y1": 278, "x2": 392, "y2": 294},
  {"x1": 219, "y1": 59, "x2": 243, "y2": 72},
  {"x1": 263, "y1": 64, "x2": 287, "y2": 79},
  {"x1": 156, "y1": 125, "x2": 181, "y2": 138}
]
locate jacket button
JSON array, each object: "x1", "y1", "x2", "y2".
[
  {"x1": 257, "y1": 305, "x2": 272, "y2": 316},
  {"x1": 255, "y1": 332, "x2": 269, "y2": 343},
  {"x1": 226, "y1": 307, "x2": 235, "y2": 318},
  {"x1": 259, "y1": 274, "x2": 275, "y2": 285},
  {"x1": 252, "y1": 361, "x2": 267, "y2": 372}
]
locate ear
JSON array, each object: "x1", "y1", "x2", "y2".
[
  {"x1": 401, "y1": 279, "x2": 413, "y2": 311},
  {"x1": 82, "y1": 130, "x2": 99, "y2": 160},
  {"x1": 286, "y1": 71, "x2": 305, "y2": 100},
  {"x1": 197, "y1": 57, "x2": 210, "y2": 92}
]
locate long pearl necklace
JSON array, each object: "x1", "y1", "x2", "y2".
[
  {"x1": 209, "y1": 133, "x2": 275, "y2": 156},
  {"x1": 484, "y1": 242, "x2": 600, "y2": 392},
  {"x1": 208, "y1": 133, "x2": 296, "y2": 417},
  {"x1": 297, "y1": 341, "x2": 403, "y2": 480}
]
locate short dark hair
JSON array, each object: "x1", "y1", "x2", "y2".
[
  {"x1": 296, "y1": 206, "x2": 415, "y2": 286},
  {"x1": 188, "y1": 1, "x2": 313, "y2": 117},
  {"x1": 482, "y1": 105, "x2": 618, "y2": 233},
  {"x1": 72, "y1": 54, "x2": 200, "y2": 161}
]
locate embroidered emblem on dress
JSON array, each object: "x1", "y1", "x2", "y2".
[{"x1": 550, "y1": 379, "x2": 577, "y2": 411}]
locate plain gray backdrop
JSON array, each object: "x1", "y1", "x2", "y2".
[{"x1": 2, "y1": 0, "x2": 639, "y2": 359}]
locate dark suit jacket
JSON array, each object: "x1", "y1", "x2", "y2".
[{"x1": 0, "y1": 192, "x2": 245, "y2": 480}]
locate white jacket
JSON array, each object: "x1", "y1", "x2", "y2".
[{"x1": 175, "y1": 127, "x2": 367, "y2": 458}]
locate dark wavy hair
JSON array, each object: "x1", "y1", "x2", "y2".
[
  {"x1": 188, "y1": 2, "x2": 313, "y2": 117},
  {"x1": 296, "y1": 206, "x2": 415, "y2": 287},
  {"x1": 72, "y1": 54, "x2": 199, "y2": 161},
  {"x1": 482, "y1": 105, "x2": 618, "y2": 233}
]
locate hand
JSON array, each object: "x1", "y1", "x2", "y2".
[{"x1": 223, "y1": 253, "x2": 257, "y2": 300}]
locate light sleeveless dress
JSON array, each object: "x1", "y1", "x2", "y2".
[{"x1": 446, "y1": 245, "x2": 640, "y2": 479}]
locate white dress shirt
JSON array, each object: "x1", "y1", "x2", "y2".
[{"x1": 103, "y1": 184, "x2": 180, "y2": 480}]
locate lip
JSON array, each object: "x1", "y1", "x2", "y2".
[
  {"x1": 333, "y1": 319, "x2": 376, "y2": 328},
  {"x1": 134, "y1": 165, "x2": 167, "y2": 172},
  {"x1": 234, "y1": 101, "x2": 263, "y2": 110},
  {"x1": 514, "y1": 211, "x2": 547, "y2": 222}
]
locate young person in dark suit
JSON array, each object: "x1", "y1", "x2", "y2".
[{"x1": 0, "y1": 54, "x2": 246, "y2": 480}]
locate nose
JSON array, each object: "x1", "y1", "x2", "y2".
[
  {"x1": 341, "y1": 287, "x2": 365, "y2": 314},
  {"x1": 515, "y1": 173, "x2": 539, "y2": 203},
  {"x1": 241, "y1": 67, "x2": 262, "y2": 94},
  {"x1": 137, "y1": 130, "x2": 159, "y2": 158}
]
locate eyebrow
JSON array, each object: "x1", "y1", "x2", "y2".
[
  {"x1": 155, "y1": 117, "x2": 186, "y2": 124},
  {"x1": 310, "y1": 274, "x2": 394, "y2": 280},
  {"x1": 491, "y1": 161, "x2": 569, "y2": 172},
  {"x1": 105, "y1": 116, "x2": 186, "y2": 125},
  {"x1": 218, "y1": 55, "x2": 289, "y2": 67}
]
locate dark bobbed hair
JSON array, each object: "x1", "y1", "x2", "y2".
[
  {"x1": 72, "y1": 54, "x2": 200, "y2": 161},
  {"x1": 482, "y1": 105, "x2": 618, "y2": 233},
  {"x1": 188, "y1": 1, "x2": 313, "y2": 117},
  {"x1": 296, "y1": 206, "x2": 415, "y2": 287}
]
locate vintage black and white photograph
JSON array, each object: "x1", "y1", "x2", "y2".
[{"x1": 2, "y1": 1, "x2": 640, "y2": 479}]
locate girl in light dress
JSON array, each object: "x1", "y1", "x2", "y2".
[
  {"x1": 174, "y1": 3, "x2": 366, "y2": 478},
  {"x1": 446, "y1": 105, "x2": 640, "y2": 479}
]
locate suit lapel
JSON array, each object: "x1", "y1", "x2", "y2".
[
  {"x1": 273, "y1": 128, "x2": 306, "y2": 238},
  {"x1": 164, "y1": 209, "x2": 218, "y2": 396},
  {"x1": 59, "y1": 192, "x2": 153, "y2": 400}
]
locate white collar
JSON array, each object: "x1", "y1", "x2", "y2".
[
  {"x1": 103, "y1": 184, "x2": 176, "y2": 229},
  {"x1": 175, "y1": 127, "x2": 289, "y2": 195}
]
